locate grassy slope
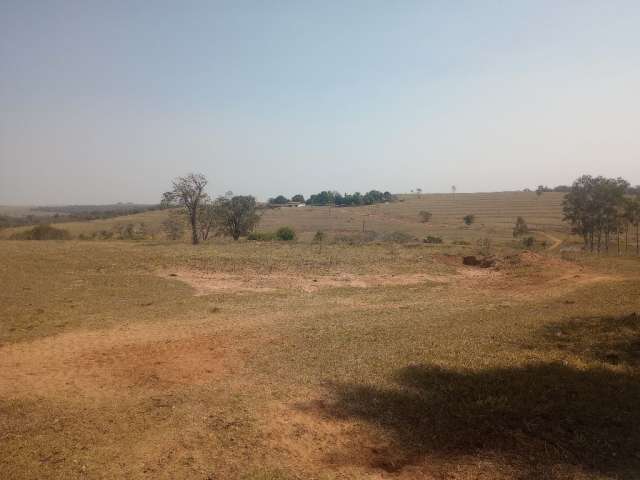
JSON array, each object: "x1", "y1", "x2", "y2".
[
  {"x1": 1, "y1": 240, "x2": 639, "y2": 479},
  {"x1": 0, "y1": 191, "x2": 569, "y2": 244},
  {"x1": 260, "y1": 191, "x2": 567, "y2": 242}
]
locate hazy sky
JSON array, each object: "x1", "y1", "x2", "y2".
[{"x1": 1, "y1": 1, "x2": 639, "y2": 204}]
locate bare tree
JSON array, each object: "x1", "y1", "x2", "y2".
[{"x1": 162, "y1": 173, "x2": 209, "y2": 245}]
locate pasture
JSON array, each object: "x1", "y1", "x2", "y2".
[
  {"x1": 1, "y1": 214, "x2": 640, "y2": 479},
  {"x1": 0, "y1": 191, "x2": 569, "y2": 246}
]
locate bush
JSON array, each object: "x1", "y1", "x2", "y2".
[
  {"x1": 419, "y1": 211, "x2": 432, "y2": 223},
  {"x1": 522, "y1": 236, "x2": 536, "y2": 248},
  {"x1": 463, "y1": 214, "x2": 475, "y2": 226},
  {"x1": 275, "y1": 226, "x2": 296, "y2": 241},
  {"x1": 513, "y1": 216, "x2": 529, "y2": 237},
  {"x1": 423, "y1": 235, "x2": 443, "y2": 244},
  {"x1": 247, "y1": 231, "x2": 276, "y2": 241},
  {"x1": 313, "y1": 230, "x2": 325, "y2": 242},
  {"x1": 10, "y1": 224, "x2": 72, "y2": 240}
]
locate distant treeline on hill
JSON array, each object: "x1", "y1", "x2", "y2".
[
  {"x1": 0, "y1": 203, "x2": 161, "y2": 229},
  {"x1": 530, "y1": 184, "x2": 640, "y2": 195},
  {"x1": 268, "y1": 190, "x2": 396, "y2": 206}
]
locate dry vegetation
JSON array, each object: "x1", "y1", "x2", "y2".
[
  {"x1": 1, "y1": 192, "x2": 639, "y2": 479},
  {"x1": 0, "y1": 191, "x2": 569, "y2": 246}
]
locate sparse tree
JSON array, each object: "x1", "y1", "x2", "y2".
[
  {"x1": 419, "y1": 211, "x2": 432, "y2": 223},
  {"x1": 162, "y1": 173, "x2": 209, "y2": 245},
  {"x1": 463, "y1": 214, "x2": 475, "y2": 226},
  {"x1": 513, "y1": 216, "x2": 529, "y2": 237},
  {"x1": 451, "y1": 185, "x2": 456, "y2": 196},
  {"x1": 214, "y1": 196, "x2": 261, "y2": 240},
  {"x1": 291, "y1": 194, "x2": 305, "y2": 203}
]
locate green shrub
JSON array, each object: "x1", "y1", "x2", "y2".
[
  {"x1": 247, "y1": 231, "x2": 276, "y2": 241},
  {"x1": 275, "y1": 226, "x2": 296, "y2": 241},
  {"x1": 10, "y1": 224, "x2": 72, "y2": 240},
  {"x1": 423, "y1": 235, "x2": 443, "y2": 244}
]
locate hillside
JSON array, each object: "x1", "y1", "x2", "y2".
[{"x1": 0, "y1": 192, "x2": 569, "y2": 244}]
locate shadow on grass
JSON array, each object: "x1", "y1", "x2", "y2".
[
  {"x1": 542, "y1": 313, "x2": 640, "y2": 367},
  {"x1": 319, "y1": 361, "x2": 640, "y2": 478}
]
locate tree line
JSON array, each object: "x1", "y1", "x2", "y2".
[
  {"x1": 304, "y1": 190, "x2": 396, "y2": 206},
  {"x1": 563, "y1": 175, "x2": 640, "y2": 254},
  {"x1": 268, "y1": 190, "x2": 396, "y2": 206}
]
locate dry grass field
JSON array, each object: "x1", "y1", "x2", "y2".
[
  {"x1": 1, "y1": 193, "x2": 639, "y2": 479},
  {"x1": 0, "y1": 192, "x2": 570, "y2": 246},
  {"x1": 260, "y1": 192, "x2": 568, "y2": 244},
  {"x1": 1, "y1": 220, "x2": 640, "y2": 479}
]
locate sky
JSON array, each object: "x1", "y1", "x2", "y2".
[{"x1": 1, "y1": 0, "x2": 639, "y2": 205}]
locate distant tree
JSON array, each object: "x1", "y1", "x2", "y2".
[
  {"x1": 162, "y1": 173, "x2": 209, "y2": 245},
  {"x1": 291, "y1": 194, "x2": 305, "y2": 203},
  {"x1": 162, "y1": 210, "x2": 185, "y2": 240},
  {"x1": 562, "y1": 175, "x2": 629, "y2": 252},
  {"x1": 214, "y1": 196, "x2": 261, "y2": 240},
  {"x1": 536, "y1": 185, "x2": 551, "y2": 197},
  {"x1": 416, "y1": 188, "x2": 422, "y2": 197},
  {"x1": 451, "y1": 185, "x2": 457, "y2": 195},
  {"x1": 622, "y1": 196, "x2": 640, "y2": 255},
  {"x1": 513, "y1": 216, "x2": 529, "y2": 237},
  {"x1": 269, "y1": 195, "x2": 289, "y2": 205},
  {"x1": 419, "y1": 211, "x2": 432, "y2": 223},
  {"x1": 224, "y1": 190, "x2": 234, "y2": 199},
  {"x1": 463, "y1": 214, "x2": 475, "y2": 226},
  {"x1": 305, "y1": 189, "x2": 395, "y2": 206}
]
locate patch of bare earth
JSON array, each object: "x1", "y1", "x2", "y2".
[
  {"x1": 0, "y1": 320, "x2": 247, "y2": 401},
  {"x1": 159, "y1": 269, "x2": 451, "y2": 294},
  {"x1": 159, "y1": 251, "x2": 622, "y2": 305}
]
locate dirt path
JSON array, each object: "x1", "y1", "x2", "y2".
[{"x1": 538, "y1": 231, "x2": 563, "y2": 250}]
